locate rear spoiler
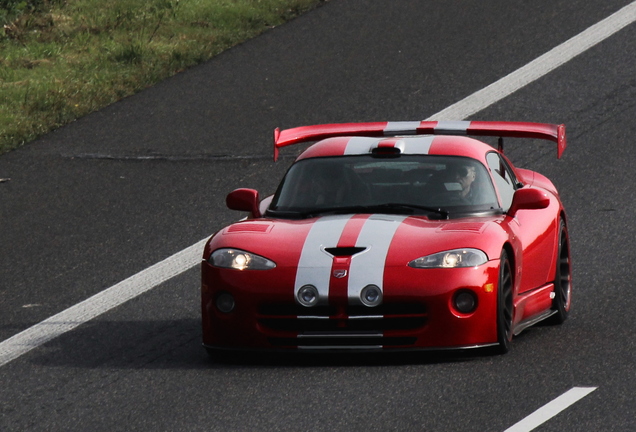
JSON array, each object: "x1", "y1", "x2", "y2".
[{"x1": 273, "y1": 121, "x2": 566, "y2": 161}]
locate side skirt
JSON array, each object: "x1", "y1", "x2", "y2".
[
  {"x1": 513, "y1": 309, "x2": 557, "y2": 336},
  {"x1": 513, "y1": 282, "x2": 555, "y2": 335}
]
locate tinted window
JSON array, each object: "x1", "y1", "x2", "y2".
[
  {"x1": 269, "y1": 155, "x2": 499, "y2": 217},
  {"x1": 486, "y1": 152, "x2": 516, "y2": 211}
]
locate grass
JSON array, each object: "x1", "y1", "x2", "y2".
[{"x1": 0, "y1": 0, "x2": 326, "y2": 154}]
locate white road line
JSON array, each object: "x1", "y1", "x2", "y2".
[
  {"x1": 0, "y1": 238, "x2": 209, "y2": 367},
  {"x1": 2, "y1": 2, "x2": 636, "y2": 367},
  {"x1": 504, "y1": 387, "x2": 598, "y2": 432},
  {"x1": 427, "y1": 1, "x2": 636, "y2": 121}
]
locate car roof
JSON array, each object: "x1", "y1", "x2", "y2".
[{"x1": 295, "y1": 135, "x2": 494, "y2": 163}]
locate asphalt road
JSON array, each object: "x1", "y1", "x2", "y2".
[{"x1": 1, "y1": 0, "x2": 636, "y2": 430}]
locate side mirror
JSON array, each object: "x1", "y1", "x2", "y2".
[
  {"x1": 508, "y1": 187, "x2": 550, "y2": 217},
  {"x1": 226, "y1": 188, "x2": 261, "y2": 218}
]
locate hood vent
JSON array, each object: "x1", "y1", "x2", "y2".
[{"x1": 324, "y1": 247, "x2": 367, "y2": 257}]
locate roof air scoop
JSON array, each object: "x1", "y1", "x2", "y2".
[
  {"x1": 371, "y1": 139, "x2": 406, "y2": 158},
  {"x1": 371, "y1": 146, "x2": 401, "y2": 158},
  {"x1": 324, "y1": 247, "x2": 367, "y2": 257}
]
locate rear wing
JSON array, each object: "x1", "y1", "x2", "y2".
[{"x1": 273, "y1": 121, "x2": 566, "y2": 161}]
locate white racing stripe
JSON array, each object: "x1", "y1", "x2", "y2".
[
  {"x1": 433, "y1": 121, "x2": 471, "y2": 134},
  {"x1": 504, "y1": 387, "x2": 597, "y2": 432},
  {"x1": 348, "y1": 215, "x2": 407, "y2": 301},
  {"x1": 384, "y1": 121, "x2": 423, "y2": 135},
  {"x1": 401, "y1": 136, "x2": 435, "y2": 154},
  {"x1": 344, "y1": 136, "x2": 435, "y2": 155},
  {"x1": 294, "y1": 215, "x2": 406, "y2": 305},
  {"x1": 2, "y1": 3, "x2": 636, "y2": 366},
  {"x1": 294, "y1": 215, "x2": 352, "y2": 302},
  {"x1": 344, "y1": 137, "x2": 382, "y2": 155}
]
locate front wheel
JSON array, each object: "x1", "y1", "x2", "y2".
[{"x1": 495, "y1": 250, "x2": 514, "y2": 354}]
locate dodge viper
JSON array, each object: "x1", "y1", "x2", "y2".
[{"x1": 201, "y1": 121, "x2": 571, "y2": 354}]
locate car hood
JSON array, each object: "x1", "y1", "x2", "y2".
[{"x1": 206, "y1": 214, "x2": 508, "y2": 268}]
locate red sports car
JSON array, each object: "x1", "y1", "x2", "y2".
[{"x1": 201, "y1": 121, "x2": 571, "y2": 354}]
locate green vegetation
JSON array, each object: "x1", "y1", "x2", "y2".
[{"x1": 0, "y1": 0, "x2": 324, "y2": 154}]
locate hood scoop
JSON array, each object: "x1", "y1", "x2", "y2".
[{"x1": 324, "y1": 246, "x2": 367, "y2": 257}]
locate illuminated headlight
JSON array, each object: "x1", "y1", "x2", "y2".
[
  {"x1": 408, "y1": 248, "x2": 488, "y2": 269},
  {"x1": 209, "y1": 248, "x2": 276, "y2": 270}
]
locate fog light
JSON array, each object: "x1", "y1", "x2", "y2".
[
  {"x1": 297, "y1": 285, "x2": 319, "y2": 307},
  {"x1": 216, "y1": 292, "x2": 235, "y2": 313},
  {"x1": 454, "y1": 290, "x2": 477, "y2": 314},
  {"x1": 360, "y1": 285, "x2": 382, "y2": 307}
]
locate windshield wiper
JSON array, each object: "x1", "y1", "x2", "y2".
[
  {"x1": 382, "y1": 203, "x2": 449, "y2": 218},
  {"x1": 299, "y1": 203, "x2": 449, "y2": 219}
]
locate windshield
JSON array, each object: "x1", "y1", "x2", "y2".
[{"x1": 268, "y1": 155, "x2": 500, "y2": 218}]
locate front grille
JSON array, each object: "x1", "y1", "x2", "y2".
[
  {"x1": 269, "y1": 335, "x2": 417, "y2": 348},
  {"x1": 258, "y1": 302, "x2": 427, "y2": 348}
]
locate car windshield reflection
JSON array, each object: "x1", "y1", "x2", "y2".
[{"x1": 268, "y1": 155, "x2": 501, "y2": 219}]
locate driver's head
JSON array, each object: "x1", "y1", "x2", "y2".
[{"x1": 455, "y1": 165, "x2": 476, "y2": 193}]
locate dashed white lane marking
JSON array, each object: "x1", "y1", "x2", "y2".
[
  {"x1": 427, "y1": 1, "x2": 636, "y2": 121},
  {"x1": 0, "y1": 238, "x2": 209, "y2": 367},
  {"x1": 504, "y1": 387, "x2": 598, "y2": 432},
  {"x1": 1, "y1": 2, "x2": 636, "y2": 367}
]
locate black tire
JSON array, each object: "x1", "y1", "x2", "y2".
[
  {"x1": 495, "y1": 250, "x2": 514, "y2": 354},
  {"x1": 547, "y1": 219, "x2": 571, "y2": 324}
]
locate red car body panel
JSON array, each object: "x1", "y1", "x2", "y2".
[
  {"x1": 202, "y1": 216, "x2": 503, "y2": 349},
  {"x1": 203, "y1": 121, "x2": 571, "y2": 352}
]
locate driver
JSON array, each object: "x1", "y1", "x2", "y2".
[{"x1": 455, "y1": 165, "x2": 477, "y2": 199}]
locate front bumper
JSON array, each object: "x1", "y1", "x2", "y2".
[{"x1": 201, "y1": 260, "x2": 501, "y2": 351}]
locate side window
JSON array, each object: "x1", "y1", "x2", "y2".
[{"x1": 486, "y1": 152, "x2": 516, "y2": 211}]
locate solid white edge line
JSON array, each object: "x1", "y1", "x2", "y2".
[
  {"x1": 426, "y1": 1, "x2": 636, "y2": 121},
  {"x1": 504, "y1": 387, "x2": 597, "y2": 432},
  {"x1": 2, "y1": 2, "x2": 636, "y2": 368},
  {"x1": 0, "y1": 237, "x2": 209, "y2": 367}
]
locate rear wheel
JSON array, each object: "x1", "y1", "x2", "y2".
[
  {"x1": 496, "y1": 250, "x2": 514, "y2": 354},
  {"x1": 548, "y1": 219, "x2": 571, "y2": 324}
]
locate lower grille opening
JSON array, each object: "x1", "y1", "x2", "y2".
[
  {"x1": 260, "y1": 317, "x2": 426, "y2": 332},
  {"x1": 269, "y1": 336, "x2": 417, "y2": 348},
  {"x1": 257, "y1": 302, "x2": 427, "y2": 346}
]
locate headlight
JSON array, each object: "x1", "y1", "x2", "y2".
[
  {"x1": 408, "y1": 248, "x2": 488, "y2": 268},
  {"x1": 209, "y1": 248, "x2": 276, "y2": 270}
]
